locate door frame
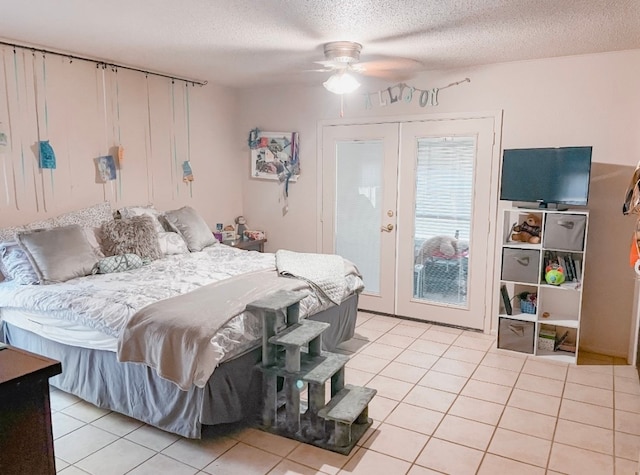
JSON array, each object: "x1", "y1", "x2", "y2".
[{"x1": 317, "y1": 110, "x2": 504, "y2": 334}]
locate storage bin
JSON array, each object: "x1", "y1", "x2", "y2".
[
  {"x1": 520, "y1": 299, "x2": 536, "y2": 314},
  {"x1": 537, "y1": 337, "x2": 555, "y2": 352},
  {"x1": 498, "y1": 318, "x2": 535, "y2": 354},
  {"x1": 501, "y1": 249, "x2": 540, "y2": 284},
  {"x1": 543, "y1": 214, "x2": 586, "y2": 251}
]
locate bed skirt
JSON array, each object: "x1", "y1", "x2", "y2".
[{"x1": 1, "y1": 293, "x2": 358, "y2": 438}]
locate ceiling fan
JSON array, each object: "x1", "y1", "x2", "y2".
[{"x1": 313, "y1": 41, "x2": 422, "y2": 94}]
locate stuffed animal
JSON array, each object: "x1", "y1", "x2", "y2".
[
  {"x1": 415, "y1": 235, "x2": 469, "y2": 265},
  {"x1": 511, "y1": 214, "x2": 542, "y2": 244},
  {"x1": 545, "y1": 264, "x2": 565, "y2": 285}
]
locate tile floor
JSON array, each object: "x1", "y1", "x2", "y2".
[{"x1": 51, "y1": 312, "x2": 640, "y2": 474}]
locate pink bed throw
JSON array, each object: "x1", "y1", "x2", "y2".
[{"x1": 117, "y1": 269, "x2": 307, "y2": 390}]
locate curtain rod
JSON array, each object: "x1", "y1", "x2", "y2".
[{"x1": 0, "y1": 40, "x2": 208, "y2": 86}]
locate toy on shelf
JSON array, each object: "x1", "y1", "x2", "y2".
[
  {"x1": 511, "y1": 214, "x2": 542, "y2": 244},
  {"x1": 545, "y1": 263, "x2": 565, "y2": 285}
]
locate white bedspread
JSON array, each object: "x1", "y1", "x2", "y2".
[{"x1": 0, "y1": 243, "x2": 364, "y2": 377}]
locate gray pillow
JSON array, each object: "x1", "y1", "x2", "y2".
[
  {"x1": 101, "y1": 215, "x2": 162, "y2": 260},
  {"x1": 163, "y1": 206, "x2": 215, "y2": 252},
  {"x1": 16, "y1": 225, "x2": 98, "y2": 284}
]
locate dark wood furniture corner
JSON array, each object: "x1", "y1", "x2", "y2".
[
  {"x1": 223, "y1": 238, "x2": 267, "y2": 252},
  {"x1": 0, "y1": 345, "x2": 62, "y2": 475}
]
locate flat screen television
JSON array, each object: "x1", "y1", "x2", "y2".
[{"x1": 500, "y1": 146, "x2": 592, "y2": 207}]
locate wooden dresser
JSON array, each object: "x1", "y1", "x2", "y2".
[{"x1": 0, "y1": 345, "x2": 62, "y2": 475}]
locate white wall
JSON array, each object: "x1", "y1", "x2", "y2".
[
  {"x1": 238, "y1": 49, "x2": 640, "y2": 357},
  {"x1": 0, "y1": 46, "x2": 243, "y2": 229}
]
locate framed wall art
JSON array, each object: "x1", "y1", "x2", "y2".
[{"x1": 249, "y1": 130, "x2": 300, "y2": 182}]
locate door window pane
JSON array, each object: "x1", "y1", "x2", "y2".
[
  {"x1": 335, "y1": 141, "x2": 382, "y2": 294},
  {"x1": 413, "y1": 136, "x2": 475, "y2": 306}
]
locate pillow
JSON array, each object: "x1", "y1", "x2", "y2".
[
  {"x1": 24, "y1": 217, "x2": 57, "y2": 231},
  {"x1": 163, "y1": 206, "x2": 215, "y2": 252},
  {"x1": 54, "y1": 201, "x2": 113, "y2": 229},
  {"x1": 82, "y1": 227, "x2": 105, "y2": 258},
  {"x1": 157, "y1": 232, "x2": 189, "y2": 255},
  {"x1": 16, "y1": 225, "x2": 98, "y2": 284},
  {"x1": 118, "y1": 205, "x2": 165, "y2": 234},
  {"x1": 0, "y1": 241, "x2": 38, "y2": 284},
  {"x1": 92, "y1": 254, "x2": 146, "y2": 274},
  {"x1": 101, "y1": 215, "x2": 162, "y2": 260},
  {"x1": 0, "y1": 224, "x2": 25, "y2": 243}
]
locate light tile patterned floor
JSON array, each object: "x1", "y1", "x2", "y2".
[{"x1": 52, "y1": 312, "x2": 640, "y2": 474}]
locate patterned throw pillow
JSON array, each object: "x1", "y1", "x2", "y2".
[
  {"x1": 55, "y1": 201, "x2": 113, "y2": 228},
  {"x1": 101, "y1": 215, "x2": 162, "y2": 261},
  {"x1": 0, "y1": 225, "x2": 26, "y2": 244},
  {"x1": 92, "y1": 254, "x2": 146, "y2": 274}
]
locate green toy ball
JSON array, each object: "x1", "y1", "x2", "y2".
[{"x1": 545, "y1": 268, "x2": 565, "y2": 285}]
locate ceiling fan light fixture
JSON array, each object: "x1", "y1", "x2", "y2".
[{"x1": 323, "y1": 71, "x2": 361, "y2": 94}]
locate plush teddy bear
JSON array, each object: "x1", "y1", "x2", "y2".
[{"x1": 511, "y1": 214, "x2": 542, "y2": 244}]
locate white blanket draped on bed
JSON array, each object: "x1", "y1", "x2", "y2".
[{"x1": 276, "y1": 249, "x2": 350, "y2": 306}]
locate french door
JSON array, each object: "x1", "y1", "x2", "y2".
[
  {"x1": 321, "y1": 123, "x2": 400, "y2": 314},
  {"x1": 321, "y1": 115, "x2": 499, "y2": 330}
]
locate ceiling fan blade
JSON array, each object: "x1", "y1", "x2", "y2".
[
  {"x1": 360, "y1": 69, "x2": 417, "y2": 82},
  {"x1": 358, "y1": 57, "x2": 423, "y2": 73}
]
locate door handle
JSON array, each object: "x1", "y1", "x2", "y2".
[{"x1": 381, "y1": 224, "x2": 394, "y2": 232}]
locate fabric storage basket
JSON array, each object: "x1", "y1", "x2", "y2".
[
  {"x1": 520, "y1": 299, "x2": 536, "y2": 314},
  {"x1": 543, "y1": 214, "x2": 586, "y2": 251},
  {"x1": 498, "y1": 317, "x2": 535, "y2": 354},
  {"x1": 501, "y1": 248, "x2": 540, "y2": 284}
]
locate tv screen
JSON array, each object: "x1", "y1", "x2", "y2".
[{"x1": 500, "y1": 147, "x2": 592, "y2": 207}]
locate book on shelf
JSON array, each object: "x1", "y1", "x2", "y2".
[
  {"x1": 500, "y1": 285, "x2": 512, "y2": 315},
  {"x1": 574, "y1": 260, "x2": 582, "y2": 282},
  {"x1": 544, "y1": 251, "x2": 581, "y2": 283}
]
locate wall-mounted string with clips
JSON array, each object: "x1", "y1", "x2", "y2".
[{"x1": 0, "y1": 40, "x2": 208, "y2": 86}]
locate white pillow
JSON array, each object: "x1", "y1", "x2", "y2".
[
  {"x1": 157, "y1": 232, "x2": 189, "y2": 255},
  {"x1": 0, "y1": 241, "x2": 39, "y2": 284},
  {"x1": 118, "y1": 205, "x2": 165, "y2": 234}
]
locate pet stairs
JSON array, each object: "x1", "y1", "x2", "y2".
[{"x1": 247, "y1": 290, "x2": 376, "y2": 455}]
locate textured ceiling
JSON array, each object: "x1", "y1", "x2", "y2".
[{"x1": 0, "y1": 0, "x2": 639, "y2": 88}]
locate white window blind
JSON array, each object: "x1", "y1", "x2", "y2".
[{"x1": 414, "y1": 136, "x2": 476, "y2": 247}]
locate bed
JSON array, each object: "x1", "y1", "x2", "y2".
[{"x1": 0, "y1": 205, "x2": 363, "y2": 438}]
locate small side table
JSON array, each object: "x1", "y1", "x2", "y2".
[
  {"x1": 0, "y1": 345, "x2": 62, "y2": 475},
  {"x1": 223, "y1": 238, "x2": 267, "y2": 252}
]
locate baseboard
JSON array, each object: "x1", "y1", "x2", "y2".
[{"x1": 579, "y1": 343, "x2": 629, "y2": 360}]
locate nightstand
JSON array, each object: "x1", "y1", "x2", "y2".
[
  {"x1": 223, "y1": 238, "x2": 267, "y2": 252},
  {"x1": 0, "y1": 345, "x2": 62, "y2": 474}
]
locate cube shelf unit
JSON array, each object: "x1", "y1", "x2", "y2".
[{"x1": 497, "y1": 208, "x2": 588, "y2": 364}]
